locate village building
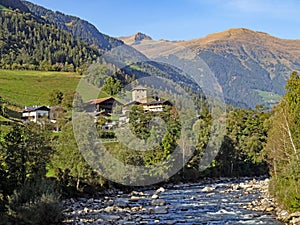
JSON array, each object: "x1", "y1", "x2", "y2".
[
  {"x1": 132, "y1": 86, "x2": 148, "y2": 103},
  {"x1": 85, "y1": 97, "x2": 123, "y2": 113},
  {"x1": 143, "y1": 100, "x2": 173, "y2": 112},
  {"x1": 122, "y1": 101, "x2": 142, "y2": 115},
  {"x1": 21, "y1": 106, "x2": 50, "y2": 123},
  {"x1": 125, "y1": 86, "x2": 173, "y2": 113}
]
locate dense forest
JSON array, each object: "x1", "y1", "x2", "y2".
[{"x1": 0, "y1": 10, "x2": 99, "y2": 72}]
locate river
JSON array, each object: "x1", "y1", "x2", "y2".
[{"x1": 63, "y1": 178, "x2": 283, "y2": 224}]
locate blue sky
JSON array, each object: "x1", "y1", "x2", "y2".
[{"x1": 27, "y1": 0, "x2": 300, "y2": 41}]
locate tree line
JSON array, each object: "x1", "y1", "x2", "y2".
[
  {"x1": 0, "y1": 10, "x2": 99, "y2": 72},
  {"x1": 264, "y1": 71, "x2": 300, "y2": 212}
]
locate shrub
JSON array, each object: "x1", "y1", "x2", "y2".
[
  {"x1": 7, "y1": 179, "x2": 64, "y2": 225},
  {"x1": 269, "y1": 173, "x2": 300, "y2": 212}
]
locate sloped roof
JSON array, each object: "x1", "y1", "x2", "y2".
[
  {"x1": 88, "y1": 97, "x2": 113, "y2": 105},
  {"x1": 22, "y1": 106, "x2": 50, "y2": 113},
  {"x1": 144, "y1": 100, "x2": 172, "y2": 106},
  {"x1": 132, "y1": 85, "x2": 147, "y2": 91},
  {"x1": 123, "y1": 101, "x2": 142, "y2": 107},
  {"x1": 87, "y1": 97, "x2": 124, "y2": 105}
]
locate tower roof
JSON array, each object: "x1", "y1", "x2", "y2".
[{"x1": 132, "y1": 85, "x2": 147, "y2": 91}]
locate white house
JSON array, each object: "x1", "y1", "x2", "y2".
[
  {"x1": 21, "y1": 106, "x2": 50, "y2": 123},
  {"x1": 143, "y1": 100, "x2": 173, "y2": 113}
]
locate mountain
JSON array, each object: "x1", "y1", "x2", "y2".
[
  {"x1": 0, "y1": 9, "x2": 99, "y2": 71},
  {"x1": 22, "y1": 2, "x2": 200, "y2": 91},
  {"x1": 23, "y1": 1, "x2": 123, "y2": 51},
  {"x1": 0, "y1": 0, "x2": 30, "y2": 13},
  {"x1": 119, "y1": 32, "x2": 152, "y2": 45},
  {"x1": 120, "y1": 28, "x2": 300, "y2": 108},
  {"x1": 8, "y1": 1, "x2": 299, "y2": 108},
  {"x1": 0, "y1": 1, "x2": 196, "y2": 95}
]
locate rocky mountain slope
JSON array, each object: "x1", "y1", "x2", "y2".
[
  {"x1": 121, "y1": 29, "x2": 300, "y2": 108},
  {"x1": 119, "y1": 32, "x2": 152, "y2": 45}
]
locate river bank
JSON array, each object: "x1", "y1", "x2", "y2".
[
  {"x1": 244, "y1": 178, "x2": 300, "y2": 224},
  {"x1": 62, "y1": 177, "x2": 295, "y2": 224}
]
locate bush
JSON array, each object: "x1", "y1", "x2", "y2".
[
  {"x1": 269, "y1": 173, "x2": 300, "y2": 212},
  {"x1": 7, "y1": 179, "x2": 64, "y2": 225}
]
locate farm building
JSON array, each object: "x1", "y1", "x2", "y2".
[{"x1": 21, "y1": 106, "x2": 50, "y2": 123}]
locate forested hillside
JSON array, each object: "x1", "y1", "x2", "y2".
[
  {"x1": 23, "y1": 1, "x2": 124, "y2": 50},
  {"x1": 264, "y1": 71, "x2": 300, "y2": 212},
  {"x1": 0, "y1": 0, "x2": 30, "y2": 13},
  {"x1": 0, "y1": 10, "x2": 99, "y2": 71}
]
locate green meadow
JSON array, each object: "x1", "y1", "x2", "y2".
[{"x1": 0, "y1": 69, "x2": 81, "y2": 106}]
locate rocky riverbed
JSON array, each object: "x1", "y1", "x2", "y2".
[
  {"x1": 245, "y1": 179, "x2": 300, "y2": 224},
  {"x1": 62, "y1": 178, "x2": 299, "y2": 224}
]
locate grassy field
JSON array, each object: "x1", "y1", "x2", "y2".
[
  {"x1": 0, "y1": 69, "x2": 81, "y2": 106},
  {"x1": 254, "y1": 89, "x2": 281, "y2": 106},
  {"x1": 0, "y1": 69, "x2": 118, "y2": 107},
  {"x1": 0, "y1": 4, "x2": 12, "y2": 12}
]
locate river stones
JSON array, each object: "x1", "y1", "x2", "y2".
[
  {"x1": 62, "y1": 177, "x2": 285, "y2": 224},
  {"x1": 149, "y1": 206, "x2": 168, "y2": 214},
  {"x1": 151, "y1": 199, "x2": 166, "y2": 206},
  {"x1": 114, "y1": 198, "x2": 129, "y2": 208},
  {"x1": 200, "y1": 186, "x2": 216, "y2": 192}
]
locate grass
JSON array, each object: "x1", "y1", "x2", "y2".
[
  {"x1": 0, "y1": 115, "x2": 10, "y2": 122},
  {"x1": 0, "y1": 4, "x2": 12, "y2": 12},
  {"x1": 254, "y1": 89, "x2": 281, "y2": 106},
  {"x1": 129, "y1": 64, "x2": 144, "y2": 71},
  {"x1": 0, "y1": 123, "x2": 12, "y2": 135},
  {"x1": 0, "y1": 69, "x2": 81, "y2": 106},
  {"x1": 0, "y1": 69, "x2": 135, "y2": 107}
]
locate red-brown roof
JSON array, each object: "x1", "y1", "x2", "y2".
[
  {"x1": 87, "y1": 97, "x2": 113, "y2": 105},
  {"x1": 87, "y1": 97, "x2": 123, "y2": 105}
]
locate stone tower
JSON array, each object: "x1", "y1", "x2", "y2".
[{"x1": 132, "y1": 86, "x2": 147, "y2": 103}]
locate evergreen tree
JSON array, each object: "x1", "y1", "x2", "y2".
[
  {"x1": 0, "y1": 10, "x2": 99, "y2": 71},
  {"x1": 0, "y1": 122, "x2": 53, "y2": 213}
]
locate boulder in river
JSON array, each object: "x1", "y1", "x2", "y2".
[
  {"x1": 149, "y1": 206, "x2": 168, "y2": 214},
  {"x1": 151, "y1": 199, "x2": 166, "y2": 206},
  {"x1": 200, "y1": 186, "x2": 216, "y2": 192}
]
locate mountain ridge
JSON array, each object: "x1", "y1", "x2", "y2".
[
  {"x1": 0, "y1": 0, "x2": 30, "y2": 13},
  {"x1": 23, "y1": 0, "x2": 124, "y2": 50},
  {"x1": 6, "y1": 0, "x2": 300, "y2": 108},
  {"x1": 119, "y1": 32, "x2": 152, "y2": 45},
  {"x1": 120, "y1": 28, "x2": 300, "y2": 108}
]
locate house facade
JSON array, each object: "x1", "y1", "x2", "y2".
[
  {"x1": 143, "y1": 100, "x2": 173, "y2": 113},
  {"x1": 21, "y1": 106, "x2": 50, "y2": 123},
  {"x1": 85, "y1": 97, "x2": 123, "y2": 113}
]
